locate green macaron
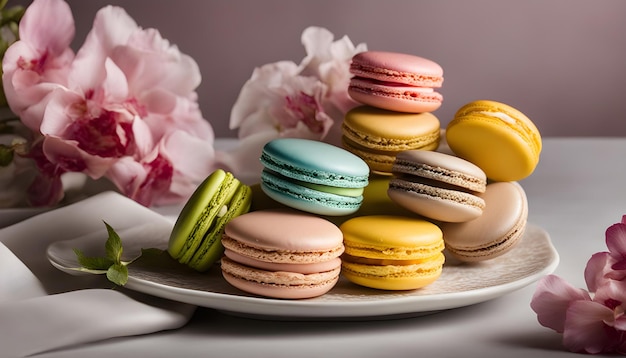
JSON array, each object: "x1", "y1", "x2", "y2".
[{"x1": 168, "y1": 169, "x2": 252, "y2": 272}]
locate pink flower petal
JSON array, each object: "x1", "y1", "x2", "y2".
[
  {"x1": 584, "y1": 252, "x2": 613, "y2": 292},
  {"x1": 19, "y1": 0, "x2": 74, "y2": 56},
  {"x1": 42, "y1": 136, "x2": 114, "y2": 179},
  {"x1": 106, "y1": 156, "x2": 147, "y2": 200},
  {"x1": 159, "y1": 130, "x2": 214, "y2": 184},
  {"x1": 530, "y1": 275, "x2": 591, "y2": 333},
  {"x1": 563, "y1": 300, "x2": 617, "y2": 354},
  {"x1": 606, "y1": 222, "x2": 626, "y2": 259},
  {"x1": 116, "y1": 29, "x2": 202, "y2": 96}
]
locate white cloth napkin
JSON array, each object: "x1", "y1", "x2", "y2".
[{"x1": 0, "y1": 192, "x2": 196, "y2": 357}]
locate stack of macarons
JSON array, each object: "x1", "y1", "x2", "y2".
[
  {"x1": 163, "y1": 50, "x2": 545, "y2": 299},
  {"x1": 383, "y1": 99, "x2": 541, "y2": 263},
  {"x1": 342, "y1": 50, "x2": 445, "y2": 174},
  {"x1": 435, "y1": 99, "x2": 541, "y2": 262},
  {"x1": 221, "y1": 210, "x2": 345, "y2": 299}
]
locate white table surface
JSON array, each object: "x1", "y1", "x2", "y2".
[{"x1": 21, "y1": 138, "x2": 626, "y2": 357}]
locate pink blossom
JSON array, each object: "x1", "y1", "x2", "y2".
[
  {"x1": 531, "y1": 275, "x2": 626, "y2": 354},
  {"x1": 1, "y1": 0, "x2": 215, "y2": 207},
  {"x1": 585, "y1": 216, "x2": 626, "y2": 290},
  {"x1": 106, "y1": 130, "x2": 215, "y2": 207},
  {"x1": 225, "y1": 27, "x2": 366, "y2": 177},
  {"x1": 531, "y1": 215, "x2": 626, "y2": 354},
  {"x1": 299, "y1": 26, "x2": 367, "y2": 114},
  {"x1": 531, "y1": 275, "x2": 591, "y2": 333},
  {"x1": 1, "y1": 0, "x2": 74, "y2": 131}
]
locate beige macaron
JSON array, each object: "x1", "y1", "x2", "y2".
[
  {"x1": 387, "y1": 150, "x2": 487, "y2": 222},
  {"x1": 441, "y1": 181, "x2": 528, "y2": 262}
]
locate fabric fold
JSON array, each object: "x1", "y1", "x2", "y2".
[{"x1": 0, "y1": 191, "x2": 196, "y2": 357}]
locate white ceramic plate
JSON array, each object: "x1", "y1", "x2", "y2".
[{"x1": 48, "y1": 221, "x2": 558, "y2": 320}]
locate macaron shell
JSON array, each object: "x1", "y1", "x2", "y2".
[
  {"x1": 221, "y1": 257, "x2": 340, "y2": 299},
  {"x1": 168, "y1": 169, "x2": 229, "y2": 257},
  {"x1": 189, "y1": 183, "x2": 252, "y2": 272},
  {"x1": 342, "y1": 252, "x2": 444, "y2": 290},
  {"x1": 224, "y1": 209, "x2": 343, "y2": 252},
  {"x1": 340, "y1": 215, "x2": 444, "y2": 261},
  {"x1": 167, "y1": 169, "x2": 251, "y2": 272},
  {"x1": 387, "y1": 178, "x2": 485, "y2": 222},
  {"x1": 350, "y1": 51, "x2": 444, "y2": 87},
  {"x1": 446, "y1": 100, "x2": 541, "y2": 182},
  {"x1": 441, "y1": 181, "x2": 529, "y2": 262},
  {"x1": 343, "y1": 106, "x2": 441, "y2": 152},
  {"x1": 393, "y1": 150, "x2": 487, "y2": 192},
  {"x1": 260, "y1": 138, "x2": 369, "y2": 188}
]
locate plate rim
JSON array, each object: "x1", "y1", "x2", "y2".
[{"x1": 48, "y1": 223, "x2": 559, "y2": 320}]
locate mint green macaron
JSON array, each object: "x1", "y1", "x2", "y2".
[
  {"x1": 260, "y1": 138, "x2": 369, "y2": 216},
  {"x1": 168, "y1": 169, "x2": 252, "y2": 271}
]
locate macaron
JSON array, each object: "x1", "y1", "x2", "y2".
[
  {"x1": 260, "y1": 138, "x2": 369, "y2": 216},
  {"x1": 388, "y1": 150, "x2": 487, "y2": 222},
  {"x1": 220, "y1": 210, "x2": 344, "y2": 299},
  {"x1": 342, "y1": 105, "x2": 440, "y2": 174},
  {"x1": 446, "y1": 100, "x2": 542, "y2": 182},
  {"x1": 340, "y1": 215, "x2": 445, "y2": 290},
  {"x1": 441, "y1": 181, "x2": 529, "y2": 262},
  {"x1": 168, "y1": 169, "x2": 252, "y2": 272},
  {"x1": 348, "y1": 51, "x2": 444, "y2": 113}
]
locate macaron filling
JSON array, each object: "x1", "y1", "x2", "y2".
[
  {"x1": 349, "y1": 77, "x2": 443, "y2": 103},
  {"x1": 342, "y1": 124, "x2": 440, "y2": 152},
  {"x1": 392, "y1": 160, "x2": 487, "y2": 193},
  {"x1": 389, "y1": 177, "x2": 486, "y2": 209},
  {"x1": 262, "y1": 168, "x2": 363, "y2": 197},
  {"x1": 261, "y1": 169, "x2": 364, "y2": 211}
]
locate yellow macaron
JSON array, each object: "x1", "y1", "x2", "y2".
[
  {"x1": 446, "y1": 100, "x2": 541, "y2": 182},
  {"x1": 340, "y1": 215, "x2": 445, "y2": 290},
  {"x1": 342, "y1": 105, "x2": 440, "y2": 174}
]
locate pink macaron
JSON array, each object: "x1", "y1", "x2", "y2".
[
  {"x1": 220, "y1": 209, "x2": 344, "y2": 299},
  {"x1": 348, "y1": 51, "x2": 444, "y2": 113}
]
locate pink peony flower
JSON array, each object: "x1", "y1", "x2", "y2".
[
  {"x1": 1, "y1": 0, "x2": 74, "y2": 131},
  {"x1": 299, "y1": 26, "x2": 367, "y2": 114},
  {"x1": 531, "y1": 215, "x2": 626, "y2": 354},
  {"x1": 223, "y1": 26, "x2": 366, "y2": 176},
  {"x1": 1, "y1": 0, "x2": 216, "y2": 207},
  {"x1": 108, "y1": 130, "x2": 215, "y2": 207}
]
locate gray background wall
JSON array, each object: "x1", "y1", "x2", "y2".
[{"x1": 12, "y1": 0, "x2": 626, "y2": 137}]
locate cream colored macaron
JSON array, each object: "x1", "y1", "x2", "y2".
[{"x1": 441, "y1": 181, "x2": 528, "y2": 262}]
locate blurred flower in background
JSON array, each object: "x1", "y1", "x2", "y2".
[
  {"x1": 0, "y1": 0, "x2": 33, "y2": 208},
  {"x1": 0, "y1": 0, "x2": 23, "y2": 107},
  {"x1": 218, "y1": 26, "x2": 366, "y2": 176},
  {"x1": 1, "y1": 0, "x2": 216, "y2": 208}
]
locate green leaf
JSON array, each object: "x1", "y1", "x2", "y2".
[
  {"x1": 106, "y1": 263, "x2": 128, "y2": 286},
  {"x1": 73, "y1": 248, "x2": 114, "y2": 270},
  {"x1": 104, "y1": 221, "x2": 123, "y2": 263}
]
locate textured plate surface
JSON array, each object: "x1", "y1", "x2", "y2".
[{"x1": 48, "y1": 221, "x2": 558, "y2": 320}]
